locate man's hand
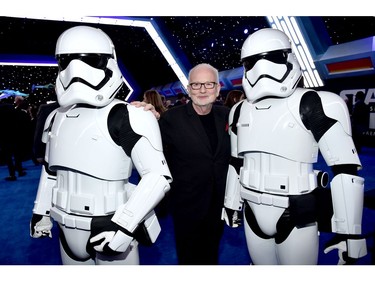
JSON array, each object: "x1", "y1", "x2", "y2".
[
  {"x1": 30, "y1": 214, "x2": 53, "y2": 238},
  {"x1": 130, "y1": 101, "x2": 160, "y2": 120},
  {"x1": 221, "y1": 207, "x2": 242, "y2": 228}
]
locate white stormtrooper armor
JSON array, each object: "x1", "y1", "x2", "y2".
[
  {"x1": 30, "y1": 26, "x2": 172, "y2": 265},
  {"x1": 240, "y1": 28, "x2": 301, "y2": 103},
  {"x1": 55, "y1": 25, "x2": 124, "y2": 108},
  {"x1": 222, "y1": 28, "x2": 367, "y2": 265}
]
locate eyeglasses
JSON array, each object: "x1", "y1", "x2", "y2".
[{"x1": 189, "y1": 82, "x2": 217, "y2": 90}]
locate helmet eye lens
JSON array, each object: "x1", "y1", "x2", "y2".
[
  {"x1": 57, "y1": 54, "x2": 112, "y2": 71},
  {"x1": 242, "y1": 49, "x2": 291, "y2": 71}
]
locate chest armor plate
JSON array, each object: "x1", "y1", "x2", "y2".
[
  {"x1": 47, "y1": 103, "x2": 132, "y2": 180},
  {"x1": 237, "y1": 96, "x2": 319, "y2": 163}
]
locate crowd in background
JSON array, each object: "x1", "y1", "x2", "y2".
[
  {"x1": 0, "y1": 93, "x2": 59, "y2": 181},
  {"x1": 0, "y1": 96, "x2": 36, "y2": 180}
]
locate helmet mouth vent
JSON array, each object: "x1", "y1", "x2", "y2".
[
  {"x1": 245, "y1": 61, "x2": 293, "y2": 87},
  {"x1": 61, "y1": 68, "x2": 113, "y2": 91}
]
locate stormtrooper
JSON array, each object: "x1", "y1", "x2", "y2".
[
  {"x1": 222, "y1": 28, "x2": 367, "y2": 265},
  {"x1": 30, "y1": 26, "x2": 172, "y2": 265}
]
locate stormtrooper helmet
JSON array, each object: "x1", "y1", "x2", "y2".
[
  {"x1": 55, "y1": 26, "x2": 124, "y2": 107},
  {"x1": 240, "y1": 28, "x2": 302, "y2": 102}
]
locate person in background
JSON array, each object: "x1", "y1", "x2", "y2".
[
  {"x1": 158, "y1": 63, "x2": 231, "y2": 265},
  {"x1": 160, "y1": 94, "x2": 173, "y2": 109},
  {"x1": 173, "y1": 92, "x2": 188, "y2": 107},
  {"x1": 27, "y1": 104, "x2": 39, "y2": 165},
  {"x1": 142, "y1": 89, "x2": 168, "y2": 116},
  {"x1": 33, "y1": 99, "x2": 60, "y2": 164},
  {"x1": 223, "y1": 89, "x2": 245, "y2": 108},
  {"x1": 214, "y1": 93, "x2": 224, "y2": 106},
  {"x1": 165, "y1": 99, "x2": 173, "y2": 108},
  {"x1": 351, "y1": 90, "x2": 370, "y2": 153},
  {"x1": 14, "y1": 96, "x2": 33, "y2": 164},
  {"x1": 0, "y1": 99, "x2": 20, "y2": 181},
  {"x1": 0, "y1": 96, "x2": 30, "y2": 181}
]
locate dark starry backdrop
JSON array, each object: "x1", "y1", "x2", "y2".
[{"x1": 0, "y1": 16, "x2": 375, "y2": 107}]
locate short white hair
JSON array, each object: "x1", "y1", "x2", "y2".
[{"x1": 188, "y1": 63, "x2": 219, "y2": 83}]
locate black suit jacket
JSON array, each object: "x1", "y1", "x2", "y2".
[{"x1": 159, "y1": 101, "x2": 231, "y2": 221}]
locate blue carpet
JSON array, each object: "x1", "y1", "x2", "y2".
[{"x1": 0, "y1": 147, "x2": 375, "y2": 265}]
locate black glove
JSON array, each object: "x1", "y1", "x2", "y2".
[
  {"x1": 86, "y1": 215, "x2": 153, "y2": 256},
  {"x1": 86, "y1": 215, "x2": 132, "y2": 256}
]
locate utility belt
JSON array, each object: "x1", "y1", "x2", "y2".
[
  {"x1": 52, "y1": 170, "x2": 133, "y2": 216},
  {"x1": 241, "y1": 188, "x2": 290, "y2": 208},
  {"x1": 240, "y1": 169, "x2": 329, "y2": 205},
  {"x1": 51, "y1": 207, "x2": 92, "y2": 230}
]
